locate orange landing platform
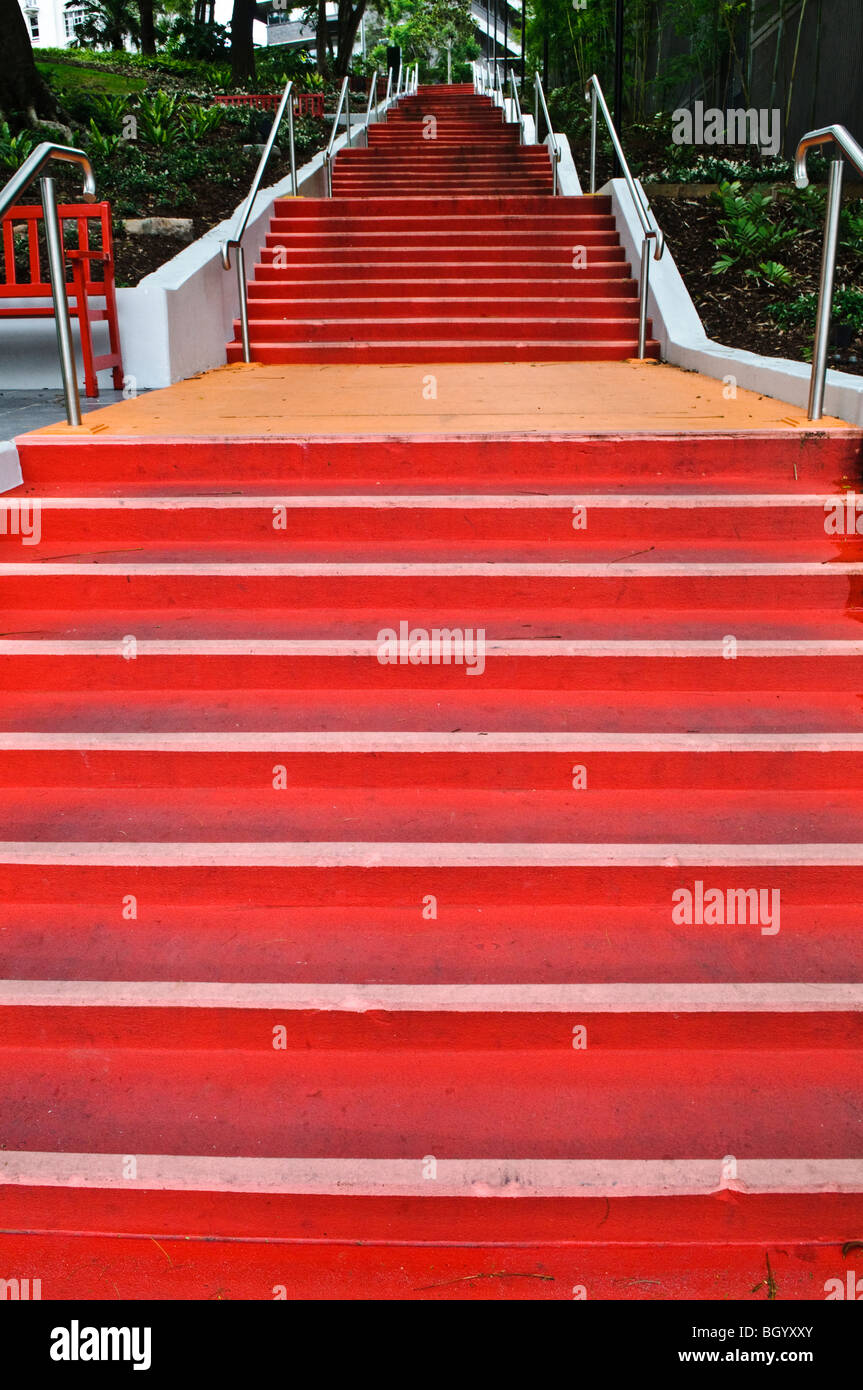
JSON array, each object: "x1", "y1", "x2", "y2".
[{"x1": 30, "y1": 360, "x2": 851, "y2": 438}]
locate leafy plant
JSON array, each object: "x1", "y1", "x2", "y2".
[
  {"x1": 0, "y1": 122, "x2": 35, "y2": 171},
  {"x1": 180, "y1": 105, "x2": 224, "y2": 142},
  {"x1": 136, "y1": 91, "x2": 182, "y2": 147},
  {"x1": 710, "y1": 180, "x2": 795, "y2": 274},
  {"x1": 744, "y1": 260, "x2": 794, "y2": 288},
  {"x1": 86, "y1": 118, "x2": 123, "y2": 160},
  {"x1": 768, "y1": 288, "x2": 863, "y2": 335},
  {"x1": 90, "y1": 94, "x2": 129, "y2": 133}
]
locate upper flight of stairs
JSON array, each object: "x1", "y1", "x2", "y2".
[
  {"x1": 334, "y1": 83, "x2": 554, "y2": 196},
  {"x1": 2, "y1": 424, "x2": 863, "y2": 1299},
  {"x1": 226, "y1": 84, "x2": 659, "y2": 364}
]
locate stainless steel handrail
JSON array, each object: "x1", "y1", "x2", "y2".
[
  {"x1": 383, "y1": 67, "x2": 393, "y2": 118},
  {"x1": 494, "y1": 62, "x2": 504, "y2": 108},
  {"x1": 794, "y1": 124, "x2": 863, "y2": 420},
  {"x1": 221, "y1": 78, "x2": 297, "y2": 363},
  {"x1": 585, "y1": 73, "x2": 664, "y2": 359},
  {"x1": 363, "y1": 69, "x2": 379, "y2": 142},
  {"x1": 0, "y1": 142, "x2": 97, "y2": 426},
  {"x1": 533, "y1": 72, "x2": 561, "y2": 196},
  {"x1": 322, "y1": 76, "x2": 351, "y2": 199},
  {"x1": 509, "y1": 70, "x2": 524, "y2": 145}
]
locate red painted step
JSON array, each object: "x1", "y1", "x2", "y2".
[
  {"x1": 4, "y1": 85, "x2": 863, "y2": 1300},
  {"x1": 225, "y1": 87, "x2": 648, "y2": 365}
]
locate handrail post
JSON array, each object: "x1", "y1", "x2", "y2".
[
  {"x1": 288, "y1": 99, "x2": 297, "y2": 196},
  {"x1": 638, "y1": 235, "x2": 651, "y2": 359},
  {"x1": 345, "y1": 85, "x2": 352, "y2": 147},
  {"x1": 589, "y1": 85, "x2": 597, "y2": 194},
  {"x1": 534, "y1": 72, "x2": 540, "y2": 141},
  {"x1": 809, "y1": 157, "x2": 844, "y2": 421},
  {"x1": 235, "y1": 244, "x2": 250, "y2": 363},
  {"x1": 40, "y1": 176, "x2": 81, "y2": 427}
]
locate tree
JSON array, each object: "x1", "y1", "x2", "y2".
[
  {"x1": 315, "y1": 0, "x2": 332, "y2": 76},
  {"x1": 230, "y1": 0, "x2": 256, "y2": 83},
  {"x1": 332, "y1": 0, "x2": 367, "y2": 77},
  {"x1": 73, "y1": 0, "x2": 141, "y2": 51},
  {"x1": 0, "y1": 0, "x2": 62, "y2": 124},
  {"x1": 139, "y1": 0, "x2": 157, "y2": 54},
  {"x1": 374, "y1": 0, "x2": 473, "y2": 75}
]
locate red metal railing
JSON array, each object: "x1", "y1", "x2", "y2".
[{"x1": 0, "y1": 200, "x2": 123, "y2": 398}]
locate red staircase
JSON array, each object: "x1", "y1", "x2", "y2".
[
  {"x1": 226, "y1": 84, "x2": 659, "y2": 363},
  {"x1": 2, "y1": 423, "x2": 863, "y2": 1299}
]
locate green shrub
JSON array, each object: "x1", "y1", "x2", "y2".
[
  {"x1": 0, "y1": 121, "x2": 35, "y2": 171},
  {"x1": 710, "y1": 180, "x2": 795, "y2": 274}
]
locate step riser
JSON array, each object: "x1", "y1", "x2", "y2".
[
  {"x1": 3, "y1": 902, "x2": 860, "y2": 985},
  {"x1": 274, "y1": 197, "x2": 612, "y2": 211},
  {"x1": 226, "y1": 343, "x2": 661, "y2": 363},
  {"x1": 4, "y1": 748, "x2": 863, "y2": 791},
  {"x1": 15, "y1": 436, "x2": 859, "y2": 491},
  {"x1": 7, "y1": 504, "x2": 839, "y2": 546},
  {"x1": 248, "y1": 279, "x2": 639, "y2": 297},
  {"x1": 232, "y1": 321, "x2": 645, "y2": 343},
  {"x1": 2, "y1": 571, "x2": 852, "y2": 610},
  {"x1": 1, "y1": 1008, "x2": 859, "y2": 1050},
  {"x1": 3, "y1": 862, "x2": 862, "y2": 908},
  {"x1": 1, "y1": 1045, "x2": 859, "y2": 1156},
  {"x1": 0, "y1": 1226, "x2": 850, "y2": 1301},
  {"x1": 260, "y1": 243, "x2": 627, "y2": 260},
  {"x1": 2, "y1": 654, "x2": 861, "y2": 693},
  {"x1": 253, "y1": 263, "x2": 634, "y2": 280},
  {"x1": 240, "y1": 301, "x2": 640, "y2": 322},
  {"x1": 266, "y1": 217, "x2": 617, "y2": 233}
]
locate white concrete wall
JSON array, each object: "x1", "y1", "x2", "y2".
[{"x1": 605, "y1": 175, "x2": 863, "y2": 427}]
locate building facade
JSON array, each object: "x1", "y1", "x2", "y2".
[{"x1": 18, "y1": 0, "x2": 87, "y2": 49}]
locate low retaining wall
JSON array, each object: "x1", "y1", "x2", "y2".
[{"x1": 605, "y1": 176, "x2": 863, "y2": 427}]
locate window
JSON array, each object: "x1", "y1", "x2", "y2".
[
  {"x1": 26, "y1": 9, "x2": 39, "y2": 39},
  {"x1": 64, "y1": 5, "x2": 85, "y2": 39}
]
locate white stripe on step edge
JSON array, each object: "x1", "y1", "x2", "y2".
[
  {"x1": 1, "y1": 1153, "x2": 861, "y2": 1197},
  {"x1": 1, "y1": 981, "x2": 861, "y2": 1012},
  {"x1": 4, "y1": 731, "x2": 863, "y2": 752},
  {"x1": 3, "y1": 493, "x2": 845, "y2": 510},
  {"x1": 1, "y1": 639, "x2": 862, "y2": 657},
  {"x1": 1, "y1": 561, "x2": 862, "y2": 575},
  {"x1": 2, "y1": 841, "x2": 863, "y2": 867}
]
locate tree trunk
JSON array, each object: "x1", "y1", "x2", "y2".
[
  {"x1": 230, "y1": 0, "x2": 257, "y2": 84},
  {"x1": 334, "y1": 0, "x2": 366, "y2": 78},
  {"x1": 316, "y1": 0, "x2": 331, "y2": 77},
  {"x1": 139, "y1": 0, "x2": 157, "y2": 56},
  {"x1": 0, "y1": 0, "x2": 62, "y2": 124}
]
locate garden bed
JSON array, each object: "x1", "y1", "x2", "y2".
[{"x1": 550, "y1": 88, "x2": 863, "y2": 377}]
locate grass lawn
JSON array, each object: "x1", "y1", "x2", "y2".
[{"x1": 36, "y1": 58, "x2": 147, "y2": 98}]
